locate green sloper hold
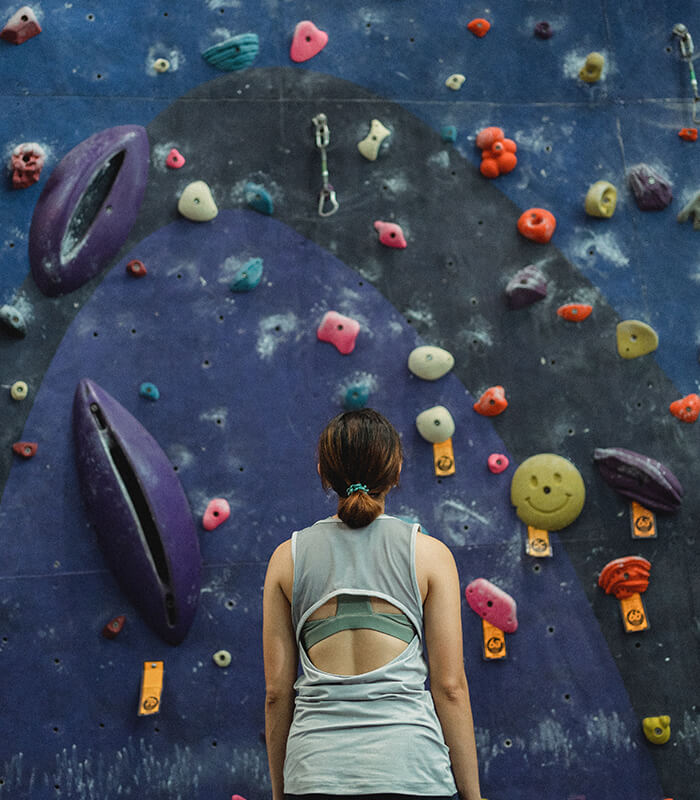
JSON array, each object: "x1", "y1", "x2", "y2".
[
  {"x1": 616, "y1": 320, "x2": 659, "y2": 359},
  {"x1": 510, "y1": 453, "x2": 585, "y2": 531},
  {"x1": 229, "y1": 257, "x2": 263, "y2": 292},
  {"x1": 202, "y1": 33, "x2": 259, "y2": 71},
  {"x1": 245, "y1": 182, "x2": 273, "y2": 215}
]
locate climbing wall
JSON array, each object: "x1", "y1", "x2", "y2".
[{"x1": 1, "y1": 2, "x2": 699, "y2": 799}]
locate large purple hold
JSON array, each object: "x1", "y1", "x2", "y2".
[
  {"x1": 593, "y1": 447, "x2": 684, "y2": 512},
  {"x1": 628, "y1": 164, "x2": 673, "y2": 211},
  {"x1": 29, "y1": 125, "x2": 149, "y2": 296},
  {"x1": 73, "y1": 378, "x2": 201, "y2": 644},
  {"x1": 505, "y1": 265, "x2": 547, "y2": 309}
]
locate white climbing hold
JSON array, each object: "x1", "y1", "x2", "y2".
[
  {"x1": 408, "y1": 346, "x2": 455, "y2": 380},
  {"x1": 445, "y1": 74, "x2": 466, "y2": 90},
  {"x1": 357, "y1": 119, "x2": 391, "y2": 161},
  {"x1": 416, "y1": 405, "x2": 455, "y2": 443},
  {"x1": 178, "y1": 181, "x2": 218, "y2": 222}
]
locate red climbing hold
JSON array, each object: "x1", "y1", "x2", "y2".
[
  {"x1": 557, "y1": 303, "x2": 593, "y2": 322},
  {"x1": 467, "y1": 18, "x2": 490, "y2": 37},
  {"x1": 165, "y1": 148, "x2": 186, "y2": 168},
  {"x1": 317, "y1": 310, "x2": 360, "y2": 355},
  {"x1": 126, "y1": 259, "x2": 147, "y2": 277},
  {"x1": 12, "y1": 441, "x2": 37, "y2": 458},
  {"x1": 678, "y1": 128, "x2": 698, "y2": 142},
  {"x1": 598, "y1": 556, "x2": 651, "y2": 599},
  {"x1": 0, "y1": 6, "x2": 42, "y2": 45},
  {"x1": 374, "y1": 220, "x2": 407, "y2": 248},
  {"x1": 473, "y1": 386, "x2": 508, "y2": 416},
  {"x1": 102, "y1": 614, "x2": 126, "y2": 639},
  {"x1": 203, "y1": 498, "x2": 231, "y2": 531},
  {"x1": 487, "y1": 453, "x2": 509, "y2": 474},
  {"x1": 517, "y1": 208, "x2": 556, "y2": 243},
  {"x1": 290, "y1": 20, "x2": 328, "y2": 63},
  {"x1": 475, "y1": 126, "x2": 517, "y2": 178},
  {"x1": 669, "y1": 393, "x2": 700, "y2": 423}
]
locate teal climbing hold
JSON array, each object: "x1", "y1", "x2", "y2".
[
  {"x1": 245, "y1": 182, "x2": 274, "y2": 215},
  {"x1": 344, "y1": 383, "x2": 370, "y2": 410},
  {"x1": 202, "y1": 33, "x2": 259, "y2": 71},
  {"x1": 230, "y1": 257, "x2": 263, "y2": 292},
  {"x1": 139, "y1": 382, "x2": 160, "y2": 401},
  {"x1": 441, "y1": 126, "x2": 457, "y2": 143}
]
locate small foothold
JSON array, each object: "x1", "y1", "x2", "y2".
[
  {"x1": 517, "y1": 208, "x2": 556, "y2": 243},
  {"x1": 102, "y1": 614, "x2": 126, "y2": 639},
  {"x1": 343, "y1": 383, "x2": 370, "y2": 410},
  {"x1": 465, "y1": 578, "x2": 518, "y2": 633},
  {"x1": 505, "y1": 265, "x2": 547, "y2": 309},
  {"x1": 9, "y1": 142, "x2": 46, "y2": 189},
  {"x1": 203, "y1": 498, "x2": 231, "y2": 531},
  {"x1": 616, "y1": 320, "x2": 659, "y2": 359},
  {"x1": 0, "y1": 304, "x2": 27, "y2": 337},
  {"x1": 416, "y1": 406, "x2": 455, "y2": 444},
  {"x1": 213, "y1": 649, "x2": 232, "y2": 668},
  {"x1": 126, "y1": 259, "x2": 147, "y2": 277},
  {"x1": 290, "y1": 20, "x2": 328, "y2": 62},
  {"x1": 476, "y1": 127, "x2": 517, "y2": 178},
  {"x1": 229, "y1": 257, "x2": 263, "y2": 292},
  {"x1": 407, "y1": 345, "x2": 454, "y2": 380},
  {"x1": 642, "y1": 716, "x2": 671, "y2": 745},
  {"x1": 487, "y1": 453, "x2": 509, "y2": 474},
  {"x1": 178, "y1": 180, "x2": 218, "y2": 222},
  {"x1": 12, "y1": 441, "x2": 37, "y2": 458},
  {"x1": 467, "y1": 18, "x2": 490, "y2": 37},
  {"x1": 534, "y1": 21, "x2": 553, "y2": 39},
  {"x1": 473, "y1": 386, "x2": 508, "y2": 416},
  {"x1": 152, "y1": 58, "x2": 170, "y2": 73},
  {"x1": 678, "y1": 127, "x2": 698, "y2": 142},
  {"x1": 598, "y1": 556, "x2": 651, "y2": 599},
  {"x1": 557, "y1": 303, "x2": 593, "y2": 322},
  {"x1": 669, "y1": 394, "x2": 700, "y2": 423},
  {"x1": 357, "y1": 119, "x2": 391, "y2": 161},
  {"x1": 317, "y1": 311, "x2": 360, "y2": 355},
  {"x1": 10, "y1": 380, "x2": 28, "y2": 400},
  {"x1": 585, "y1": 180, "x2": 618, "y2": 217},
  {"x1": 244, "y1": 182, "x2": 274, "y2": 215},
  {"x1": 579, "y1": 52, "x2": 605, "y2": 83},
  {"x1": 374, "y1": 220, "x2": 407, "y2": 248},
  {"x1": 0, "y1": 6, "x2": 41, "y2": 44},
  {"x1": 445, "y1": 73, "x2": 466, "y2": 90},
  {"x1": 139, "y1": 382, "x2": 160, "y2": 401},
  {"x1": 677, "y1": 190, "x2": 700, "y2": 229},
  {"x1": 202, "y1": 32, "x2": 259, "y2": 71},
  {"x1": 165, "y1": 148, "x2": 185, "y2": 169},
  {"x1": 440, "y1": 125, "x2": 457, "y2": 143},
  {"x1": 628, "y1": 164, "x2": 673, "y2": 211}
]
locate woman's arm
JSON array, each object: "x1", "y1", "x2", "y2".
[
  {"x1": 418, "y1": 533, "x2": 482, "y2": 800},
  {"x1": 262, "y1": 540, "x2": 298, "y2": 800}
]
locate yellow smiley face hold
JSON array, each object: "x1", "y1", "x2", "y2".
[{"x1": 510, "y1": 453, "x2": 586, "y2": 531}]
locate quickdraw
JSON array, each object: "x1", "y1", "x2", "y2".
[{"x1": 312, "y1": 113, "x2": 339, "y2": 217}]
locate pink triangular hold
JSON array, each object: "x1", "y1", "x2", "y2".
[
  {"x1": 374, "y1": 220, "x2": 407, "y2": 248},
  {"x1": 1, "y1": 6, "x2": 42, "y2": 45},
  {"x1": 290, "y1": 20, "x2": 328, "y2": 62},
  {"x1": 203, "y1": 498, "x2": 231, "y2": 531}
]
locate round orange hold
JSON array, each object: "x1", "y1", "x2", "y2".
[
  {"x1": 467, "y1": 18, "x2": 491, "y2": 37},
  {"x1": 517, "y1": 208, "x2": 557, "y2": 243},
  {"x1": 557, "y1": 303, "x2": 593, "y2": 322},
  {"x1": 669, "y1": 393, "x2": 700, "y2": 423}
]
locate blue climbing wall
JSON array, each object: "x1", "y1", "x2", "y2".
[{"x1": 1, "y1": 2, "x2": 699, "y2": 799}]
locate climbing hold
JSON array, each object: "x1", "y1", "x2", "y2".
[
  {"x1": 12, "y1": 441, "x2": 37, "y2": 459},
  {"x1": 407, "y1": 345, "x2": 454, "y2": 380},
  {"x1": 616, "y1": 320, "x2": 659, "y2": 359},
  {"x1": 510, "y1": 453, "x2": 586, "y2": 531},
  {"x1": 203, "y1": 498, "x2": 231, "y2": 531},
  {"x1": 10, "y1": 380, "x2": 28, "y2": 400},
  {"x1": 178, "y1": 180, "x2": 218, "y2": 222},
  {"x1": 517, "y1": 208, "x2": 556, "y2": 243},
  {"x1": 290, "y1": 20, "x2": 328, "y2": 62},
  {"x1": 642, "y1": 716, "x2": 671, "y2": 745},
  {"x1": 557, "y1": 303, "x2": 593, "y2": 322},
  {"x1": 152, "y1": 58, "x2": 170, "y2": 73},
  {"x1": 465, "y1": 579, "x2": 518, "y2": 633},
  {"x1": 0, "y1": 6, "x2": 41, "y2": 44},
  {"x1": 416, "y1": 406, "x2": 455, "y2": 444},
  {"x1": 440, "y1": 126, "x2": 457, "y2": 143},
  {"x1": 165, "y1": 148, "x2": 185, "y2": 169},
  {"x1": 344, "y1": 383, "x2": 370, "y2": 410},
  {"x1": 534, "y1": 21, "x2": 553, "y2": 39},
  {"x1": 202, "y1": 32, "x2": 259, "y2": 71},
  {"x1": 102, "y1": 614, "x2": 126, "y2": 639},
  {"x1": 678, "y1": 127, "x2": 698, "y2": 141},
  {"x1": 579, "y1": 52, "x2": 605, "y2": 83},
  {"x1": 487, "y1": 453, "x2": 509, "y2": 474},
  {"x1": 229, "y1": 257, "x2": 263, "y2": 292},
  {"x1": 0, "y1": 304, "x2": 27, "y2": 337},
  {"x1": 598, "y1": 556, "x2": 651, "y2": 599},
  {"x1": 139, "y1": 382, "x2": 160, "y2": 401},
  {"x1": 677, "y1": 190, "x2": 700, "y2": 229},
  {"x1": 476, "y1": 126, "x2": 517, "y2": 178},
  {"x1": 584, "y1": 180, "x2": 617, "y2": 217},
  {"x1": 374, "y1": 220, "x2": 407, "y2": 248},
  {"x1": 357, "y1": 119, "x2": 391, "y2": 161},
  {"x1": 467, "y1": 18, "x2": 490, "y2": 37},
  {"x1": 505, "y1": 265, "x2": 547, "y2": 309},
  {"x1": 9, "y1": 142, "x2": 46, "y2": 189},
  {"x1": 445, "y1": 74, "x2": 466, "y2": 90},
  {"x1": 628, "y1": 164, "x2": 673, "y2": 211},
  {"x1": 473, "y1": 386, "x2": 508, "y2": 417},
  {"x1": 213, "y1": 650, "x2": 232, "y2": 668},
  {"x1": 126, "y1": 259, "x2": 147, "y2": 277},
  {"x1": 593, "y1": 447, "x2": 683, "y2": 513},
  {"x1": 669, "y1": 394, "x2": 700, "y2": 423},
  {"x1": 317, "y1": 311, "x2": 360, "y2": 355},
  {"x1": 475, "y1": 127, "x2": 505, "y2": 150},
  {"x1": 245, "y1": 182, "x2": 274, "y2": 215}
]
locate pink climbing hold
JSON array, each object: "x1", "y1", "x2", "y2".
[
  {"x1": 317, "y1": 310, "x2": 360, "y2": 355},
  {"x1": 165, "y1": 148, "x2": 186, "y2": 169},
  {"x1": 465, "y1": 578, "x2": 518, "y2": 633},
  {"x1": 1, "y1": 6, "x2": 42, "y2": 45},
  {"x1": 203, "y1": 498, "x2": 231, "y2": 531},
  {"x1": 290, "y1": 20, "x2": 328, "y2": 62},
  {"x1": 487, "y1": 453, "x2": 509, "y2": 474},
  {"x1": 374, "y1": 220, "x2": 407, "y2": 248}
]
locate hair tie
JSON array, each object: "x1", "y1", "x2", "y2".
[{"x1": 346, "y1": 483, "x2": 369, "y2": 496}]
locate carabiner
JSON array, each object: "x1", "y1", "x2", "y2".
[{"x1": 312, "y1": 113, "x2": 339, "y2": 217}]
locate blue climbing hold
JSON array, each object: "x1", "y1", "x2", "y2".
[
  {"x1": 441, "y1": 125, "x2": 457, "y2": 143},
  {"x1": 202, "y1": 33, "x2": 259, "y2": 71},
  {"x1": 230, "y1": 257, "x2": 264, "y2": 292},
  {"x1": 139, "y1": 382, "x2": 160, "y2": 401},
  {"x1": 245, "y1": 182, "x2": 274, "y2": 215},
  {"x1": 344, "y1": 383, "x2": 370, "y2": 410}
]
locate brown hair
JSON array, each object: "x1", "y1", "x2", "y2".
[{"x1": 318, "y1": 409, "x2": 403, "y2": 529}]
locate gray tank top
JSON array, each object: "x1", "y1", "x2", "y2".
[{"x1": 284, "y1": 514, "x2": 457, "y2": 796}]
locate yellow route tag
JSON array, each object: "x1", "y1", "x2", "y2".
[
  {"x1": 138, "y1": 661, "x2": 164, "y2": 716},
  {"x1": 482, "y1": 619, "x2": 506, "y2": 660},
  {"x1": 620, "y1": 593, "x2": 649, "y2": 633},
  {"x1": 630, "y1": 501, "x2": 657, "y2": 539},
  {"x1": 433, "y1": 438, "x2": 455, "y2": 477},
  {"x1": 526, "y1": 526, "x2": 552, "y2": 558}
]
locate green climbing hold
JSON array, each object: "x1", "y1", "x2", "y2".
[{"x1": 230, "y1": 257, "x2": 264, "y2": 292}]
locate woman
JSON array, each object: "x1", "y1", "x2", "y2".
[{"x1": 263, "y1": 409, "x2": 482, "y2": 800}]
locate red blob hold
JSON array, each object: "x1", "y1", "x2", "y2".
[
  {"x1": 467, "y1": 18, "x2": 491, "y2": 37},
  {"x1": 678, "y1": 128, "x2": 698, "y2": 142},
  {"x1": 102, "y1": 614, "x2": 126, "y2": 639},
  {"x1": 669, "y1": 393, "x2": 700, "y2": 423},
  {"x1": 1, "y1": 7, "x2": 42, "y2": 45},
  {"x1": 203, "y1": 498, "x2": 231, "y2": 531},
  {"x1": 126, "y1": 259, "x2": 147, "y2": 277},
  {"x1": 517, "y1": 208, "x2": 557, "y2": 243},
  {"x1": 598, "y1": 556, "x2": 651, "y2": 599},
  {"x1": 12, "y1": 441, "x2": 37, "y2": 458},
  {"x1": 290, "y1": 20, "x2": 328, "y2": 62},
  {"x1": 474, "y1": 386, "x2": 508, "y2": 416},
  {"x1": 165, "y1": 148, "x2": 186, "y2": 168},
  {"x1": 557, "y1": 303, "x2": 593, "y2": 322}
]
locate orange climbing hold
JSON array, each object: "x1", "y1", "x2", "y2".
[
  {"x1": 12, "y1": 441, "x2": 37, "y2": 458},
  {"x1": 473, "y1": 386, "x2": 508, "y2": 416},
  {"x1": 475, "y1": 126, "x2": 517, "y2": 178},
  {"x1": 678, "y1": 128, "x2": 698, "y2": 142},
  {"x1": 557, "y1": 303, "x2": 593, "y2": 322},
  {"x1": 669, "y1": 393, "x2": 700, "y2": 423},
  {"x1": 467, "y1": 18, "x2": 491, "y2": 37},
  {"x1": 517, "y1": 208, "x2": 556, "y2": 243},
  {"x1": 598, "y1": 556, "x2": 651, "y2": 599}
]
